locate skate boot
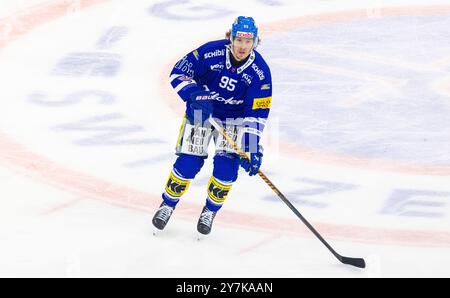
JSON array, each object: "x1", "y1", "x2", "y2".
[
  {"x1": 152, "y1": 202, "x2": 175, "y2": 231},
  {"x1": 197, "y1": 206, "x2": 217, "y2": 235}
]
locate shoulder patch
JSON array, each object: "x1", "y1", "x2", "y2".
[
  {"x1": 193, "y1": 50, "x2": 199, "y2": 60},
  {"x1": 261, "y1": 83, "x2": 271, "y2": 90},
  {"x1": 252, "y1": 97, "x2": 272, "y2": 110}
]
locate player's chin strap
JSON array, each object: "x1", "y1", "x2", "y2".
[{"x1": 207, "y1": 115, "x2": 366, "y2": 269}]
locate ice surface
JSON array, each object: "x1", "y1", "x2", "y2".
[{"x1": 0, "y1": 0, "x2": 449, "y2": 277}]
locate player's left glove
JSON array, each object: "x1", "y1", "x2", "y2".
[
  {"x1": 189, "y1": 90, "x2": 219, "y2": 124},
  {"x1": 239, "y1": 145, "x2": 263, "y2": 176}
]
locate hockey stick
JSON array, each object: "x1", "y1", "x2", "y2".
[{"x1": 208, "y1": 117, "x2": 366, "y2": 269}]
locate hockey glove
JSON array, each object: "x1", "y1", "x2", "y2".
[
  {"x1": 188, "y1": 90, "x2": 218, "y2": 124},
  {"x1": 239, "y1": 145, "x2": 263, "y2": 176}
]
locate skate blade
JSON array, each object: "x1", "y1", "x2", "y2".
[
  {"x1": 196, "y1": 233, "x2": 208, "y2": 241},
  {"x1": 153, "y1": 228, "x2": 161, "y2": 236}
]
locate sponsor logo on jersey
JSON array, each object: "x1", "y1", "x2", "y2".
[
  {"x1": 252, "y1": 96, "x2": 272, "y2": 109},
  {"x1": 174, "y1": 56, "x2": 194, "y2": 77},
  {"x1": 210, "y1": 63, "x2": 224, "y2": 71},
  {"x1": 242, "y1": 73, "x2": 253, "y2": 85},
  {"x1": 177, "y1": 75, "x2": 194, "y2": 82},
  {"x1": 216, "y1": 96, "x2": 244, "y2": 105},
  {"x1": 252, "y1": 63, "x2": 265, "y2": 81},
  {"x1": 204, "y1": 49, "x2": 225, "y2": 59},
  {"x1": 261, "y1": 83, "x2": 271, "y2": 90},
  {"x1": 236, "y1": 31, "x2": 254, "y2": 39}
]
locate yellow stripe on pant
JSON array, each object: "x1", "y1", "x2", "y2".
[
  {"x1": 176, "y1": 116, "x2": 187, "y2": 148},
  {"x1": 207, "y1": 176, "x2": 232, "y2": 204}
]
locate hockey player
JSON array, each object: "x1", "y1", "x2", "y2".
[{"x1": 152, "y1": 16, "x2": 272, "y2": 235}]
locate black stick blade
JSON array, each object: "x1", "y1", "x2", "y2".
[{"x1": 341, "y1": 257, "x2": 366, "y2": 268}]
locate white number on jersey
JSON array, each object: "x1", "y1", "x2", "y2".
[{"x1": 219, "y1": 76, "x2": 237, "y2": 91}]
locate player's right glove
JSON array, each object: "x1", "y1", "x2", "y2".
[
  {"x1": 239, "y1": 145, "x2": 263, "y2": 176},
  {"x1": 187, "y1": 90, "x2": 218, "y2": 124}
]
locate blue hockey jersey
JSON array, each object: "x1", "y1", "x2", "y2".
[{"x1": 169, "y1": 39, "x2": 272, "y2": 144}]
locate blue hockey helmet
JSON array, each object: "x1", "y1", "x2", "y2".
[{"x1": 231, "y1": 16, "x2": 258, "y2": 41}]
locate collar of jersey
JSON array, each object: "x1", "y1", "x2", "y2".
[{"x1": 226, "y1": 45, "x2": 255, "y2": 74}]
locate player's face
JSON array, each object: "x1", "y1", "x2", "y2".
[{"x1": 232, "y1": 37, "x2": 254, "y2": 61}]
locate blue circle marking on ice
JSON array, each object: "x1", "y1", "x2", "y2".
[{"x1": 265, "y1": 15, "x2": 450, "y2": 166}]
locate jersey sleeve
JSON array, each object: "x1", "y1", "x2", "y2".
[
  {"x1": 169, "y1": 47, "x2": 205, "y2": 102},
  {"x1": 242, "y1": 68, "x2": 272, "y2": 152}
]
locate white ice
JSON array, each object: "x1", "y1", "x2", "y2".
[{"x1": 0, "y1": 0, "x2": 449, "y2": 277}]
